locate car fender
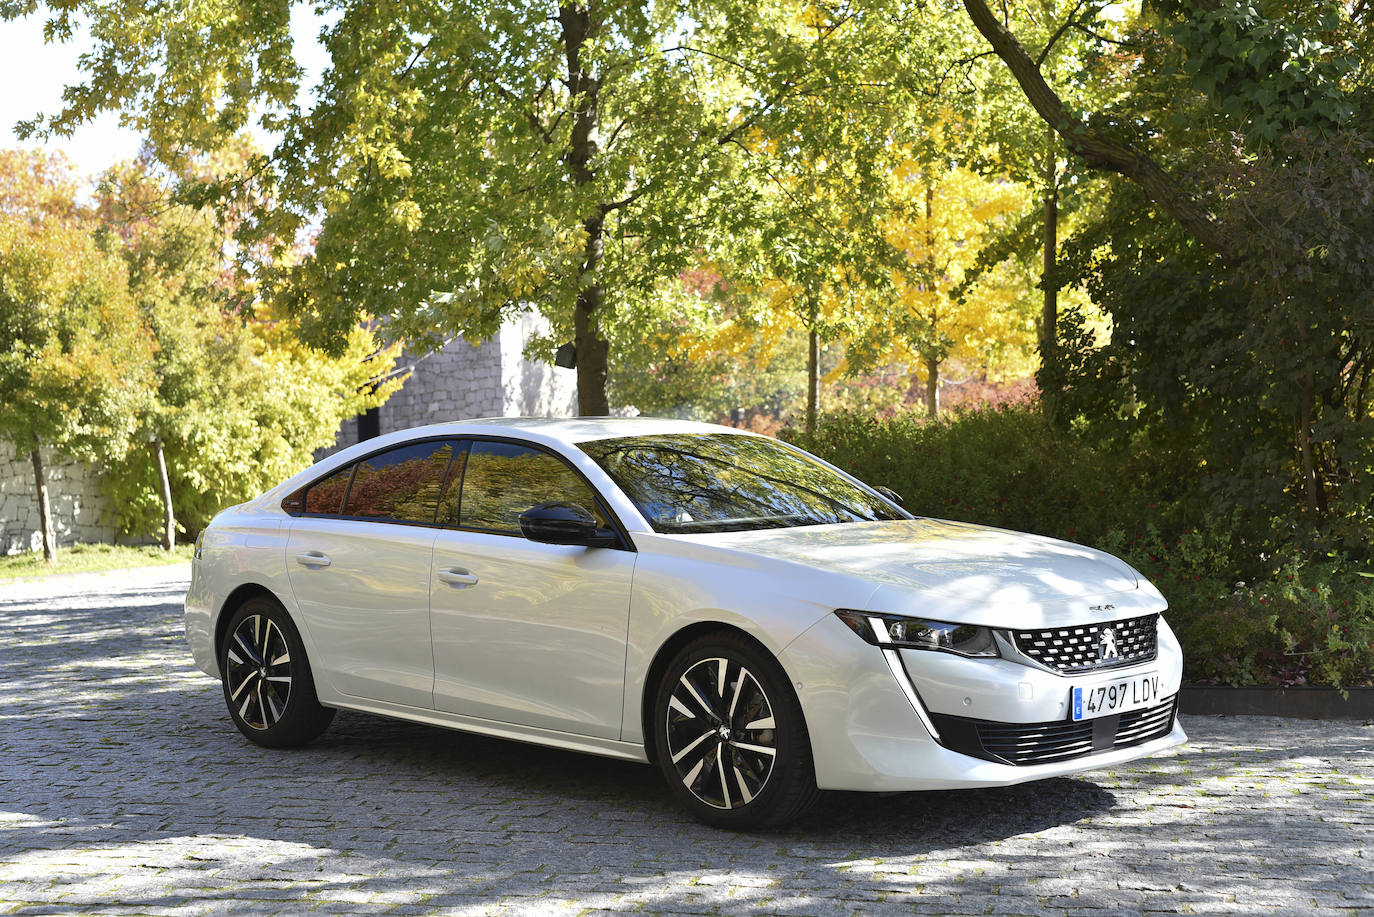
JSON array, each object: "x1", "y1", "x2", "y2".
[
  {"x1": 185, "y1": 511, "x2": 322, "y2": 687},
  {"x1": 619, "y1": 532, "x2": 882, "y2": 747}
]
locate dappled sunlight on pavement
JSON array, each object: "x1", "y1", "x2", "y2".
[{"x1": 1, "y1": 566, "x2": 1371, "y2": 915}]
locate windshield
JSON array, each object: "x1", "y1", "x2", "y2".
[{"x1": 580, "y1": 433, "x2": 909, "y2": 534}]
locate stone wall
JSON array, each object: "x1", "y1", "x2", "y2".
[
  {"x1": 0, "y1": 440, "x2": 116, "y2": 554},
  {"x1": 324, "y1": 313, "x2": 577, "y2": 457}
]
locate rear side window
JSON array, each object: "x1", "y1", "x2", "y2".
[
  {"x1": 458, "y1": 441, "x2": 606, "y2": 534},
  {"x1": 303, "y1": 465, "x2": 353, "y2": 515},
  {"x1": 344, "y1": 440, "x2": 460, "y2": 523}
]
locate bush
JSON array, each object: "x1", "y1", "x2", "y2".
[{"x1": 786, "y1": 404, "x2": 1374, "y2": 687}]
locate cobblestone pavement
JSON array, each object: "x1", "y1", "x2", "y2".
[{"x1": 1, "y1": 566, "x2": 1371, "y2": 917}]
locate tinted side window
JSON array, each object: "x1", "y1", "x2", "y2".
[
  {"x1": 304, "y1": 465, "x2": 354, "y2": 515},
  {"x1": 458, "y1": 441, "x2": 606, "y2": 534},
  {"x1": 344, "y1": 440, "x2": 459, "y2": 523}
]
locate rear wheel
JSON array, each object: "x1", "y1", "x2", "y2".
[
  {"x1": 220, "y1": 596, "x2": 334, "y2": 748},
  {"x1": 653, "y1": 633, "x2": 819, "y2": 829}
]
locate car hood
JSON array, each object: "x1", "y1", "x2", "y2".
[{"x1": 685, "y1": 518, "x2": 1161, "y2": 629}]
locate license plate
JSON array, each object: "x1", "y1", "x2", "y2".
[{"x1": 1071, "y1": 672, "x2": 1161, "y2": 721}]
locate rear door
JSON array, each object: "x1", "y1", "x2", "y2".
[
  {"x1": 284, "y1": 439, "x2": 462, "y2": 709},
  {"x1": 429, "y1": 438, "x2": 636, "y2": 738}
]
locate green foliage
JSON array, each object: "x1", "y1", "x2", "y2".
[
  {"x1": 0, "y1": 151, "x2": 403, "y2": 543},
  {"x1": 1161, "y1": 0, "x2": 1356, "y2": 147},
  {"x1": 608, "y1": 283, "x2": 811, "y2": 420},
  {"x1": 789, "y1": 404, "x2": 1374, "y2": 687},
  {"x1": 83, "y1": 157, "x2": 395, "y2": 539},
  {"x1": 12, "y1": 0, "x2": 951, "y2": 410},
  {"x1": 1053, "y1": 129, "x2": 1374, "y2": 559},
  {"x1": 785, "y1": 402, "x2": 1191, "y2": 545},
  {"x1": 0, "y1": 150, "x2": 156, "y2": 463}
]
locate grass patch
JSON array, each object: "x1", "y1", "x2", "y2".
[{"x1": 0, "y1": 542, "x2": 193, "y2": 583}]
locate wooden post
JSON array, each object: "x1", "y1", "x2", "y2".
[{"x1": 153, "y1": 437, "x2": 175, "y2": 550}]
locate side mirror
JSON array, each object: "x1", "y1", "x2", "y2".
[
  {"x1": 518, "y1": 502, "x2": 618, "y2": 547},
  {"x1": 875, "y1": 485, "x2": 906, "y2": 508}
]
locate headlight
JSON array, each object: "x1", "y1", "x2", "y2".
[
  {"x1": 835, "y1": 610, "x2": 999, "y2": 658},
  {"x1": 194, "y1": 530, "x2": 205, "y2": 561}
]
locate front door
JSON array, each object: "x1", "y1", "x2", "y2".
[{"x1": 429, "y1": 439, "x2": 636, "y2": 738}]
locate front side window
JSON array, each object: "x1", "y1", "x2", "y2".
[
  {"x1": 458, "y1": 440, "x2": 607, "y2": 534},
  {"x1": 343, "y1": 439, "x2": 460, "y2": 523},
  {"x1": 580, "y1": 433, "x2": 907, "y2": 534}
]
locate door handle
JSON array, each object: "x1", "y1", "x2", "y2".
[
  {"x1": 437, "y1": 568, "x2": 479, "y2": 587},
  {"x1": 295, "y1": 552, "x2": 332, "y2": 568}
]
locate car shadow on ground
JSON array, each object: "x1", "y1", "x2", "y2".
[{"x1": 305, "y1": 709, "x2": 1120, "y2": 846}]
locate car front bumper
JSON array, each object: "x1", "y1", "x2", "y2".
[{"x1": 780, "y1": 612, "x2": 1186, "y2": 792}]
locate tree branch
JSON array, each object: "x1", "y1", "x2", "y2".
[
  {"x1": 961, "y1": 0, "x2": 1235, "y2": 261},
  {"x1": 1035, "y1": 0, "x2": 1090, "y2": 68},
  {"x1": 1070, "y1": 22, "x2": 1139, "y2": 50}
]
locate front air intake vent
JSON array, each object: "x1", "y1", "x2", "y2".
[{"x1": 929, "y1": 695, "x2": 1178, "y2": 767}]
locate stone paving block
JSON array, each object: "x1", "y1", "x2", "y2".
[{"x1": 2, "y1": 567, "x2": 1373, "y2": 916}]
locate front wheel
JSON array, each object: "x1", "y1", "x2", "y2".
[
  {"x1": 653, "y1": 633, "x2": 820, "y2": 829},
  {"x1": 220, "y1": 596, "x2": 334, "y2": 748}
]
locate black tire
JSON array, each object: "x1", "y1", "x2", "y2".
[
  {"x1": 653, "y1": 632, "x2": 820, "y2": 829},
  {"x1": 219, "y1": 595, "x2": 334, "y2": 748}
]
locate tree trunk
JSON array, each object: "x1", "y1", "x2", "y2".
[
  {"x1": 29, "y1": 436, "x2": 56, "y2": 564},
  {"x1": 561, "y1": 3, "x2": 611, "y2": 416},
  {"x1": 960, "y1": 0, "x2": 1234, "y2": 261},
  {"x1": 1041, "y1": 123, "x2": 1060, "y2": 415},
  {"x1": 924, "y1": 355, "x2": 940, "y2": 417},
  {"x1": 922, "y1": 185, "x2": 941, "y2": 419},
  {"x1": 153, "y1": 436, "x2": 175, "y2": 551},
  {"x1": 806, "y1": 323, "x2": 820, "y2": 435},
  {"x1": 573, "y1": 271, "x2": 611, "y2": 416},
  {"x1": 1298, "y1": 370, "x2": 1325, "y2": 519}
]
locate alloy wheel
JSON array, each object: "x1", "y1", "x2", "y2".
[
  {"x1": 664, "y1": 656, "x2": 777, "y2": 809},
  {"x1": 225, "y1": 614, "x2": 293, "y2": 730}
]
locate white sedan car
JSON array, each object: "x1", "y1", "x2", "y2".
[{"x1": 185, "y1": 417, "x2": 1185, "y2": 827}]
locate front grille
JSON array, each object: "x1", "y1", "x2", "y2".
[
  {"x1": 1013, "y1": 613, "x2": 1159, "y2": 673},
  {"x1": 929, "y1": 695, "x2": 1178, "y2": 767}
]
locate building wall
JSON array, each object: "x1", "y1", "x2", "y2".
[
  {"x1": 321, "y1": 314, "x2": 577, "y2": 458},
  {"x1": 0, "y1": 440, "x2": 116, "y2": 554},
  {"x1": 498, "y1": 312, "x2": 579, "y2": 417}
]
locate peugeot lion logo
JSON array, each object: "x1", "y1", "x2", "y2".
[{"x1": 1098, "y1": 628, "x2": 1120, "y2": 661}]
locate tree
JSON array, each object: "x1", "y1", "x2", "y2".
[
  {"x1": 984, "y1": 0, "x2": 1374, "y2": 550},
  {"x1": 92, "y1": 155, "x2": 404, "y2": 542},
  {"x1": 94, "y1": 158, "x2": 229, "y2": 550},
  {"x1": 607, "y1": 269, "x2": 810, "y2": 422},
  {"x1": 956, "y1": 5, "x2": 1111, "y2": 407},
  {"x1": 0, "y1": 151, "x2": 156, "y2": 561},
  {"x1": 13, "y1": 0, "x2": 943, "y2": 415},
  {"x1": 838, "y1": 156, "x2": 1036, "y2": 417},
  {"x1": 957, "y1": 0, "x2": 1234, "y2": 258}
]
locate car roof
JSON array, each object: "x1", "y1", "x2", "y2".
[{"x1": 394, "y1": 415, "x2": 751, "y2": 446}]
